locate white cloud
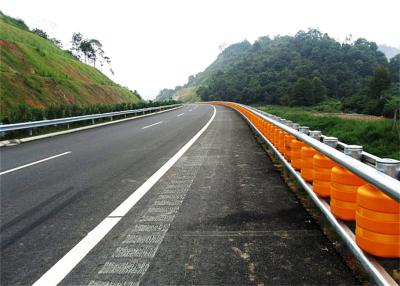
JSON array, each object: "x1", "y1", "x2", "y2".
[{"x1": 1, "y1": 0, "x2": 399, "y2": 99}]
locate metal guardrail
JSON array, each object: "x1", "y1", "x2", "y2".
[
  {"x1": 0, "y1": 104, "x2": 182, "y2": 134},
  {"x1": 255, "y1": 109, "x2": 383, "y2": 168},
  {"x1": 245, "y1": 104, "x2": 400, "y2": 201},
  {"x1": 214, "y1": 102, "x2": 399, "y2": 286}
]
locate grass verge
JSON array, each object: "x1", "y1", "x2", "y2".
[{"x1": 253, "y1": 105, "x2": 400, "y2": 159}]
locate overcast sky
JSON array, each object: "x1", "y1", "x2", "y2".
[{"x1": 1, "y1": 0, "x2": 399, "y2": 99}]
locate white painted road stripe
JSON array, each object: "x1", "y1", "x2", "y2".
[
  {"x1": 32, "y1": 105, "x2": 216, "y2": 286},
  {"x1": 0, "y1": 151, "x2": 72, "y2": 176},
  {"x1": 141, "y1": 121, "x2": 163, "y2": 129},
  {"x1": 177, "y1": 113, "x2": 184, "y2": 117}
]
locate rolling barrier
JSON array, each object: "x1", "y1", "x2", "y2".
[
  {"x1": 211, "y1": 101, "x2": 399, "y2": 286},
  {"x1": 0, "y1": 104, "x2": 182, "y2": 135}
]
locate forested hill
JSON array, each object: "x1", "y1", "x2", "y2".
[
  {"x1": 0, "y1": 12, "x2": 141, "y2": 117},
  {"x1": 157, "y1": 29, "x2": 399, "y2": 117}
]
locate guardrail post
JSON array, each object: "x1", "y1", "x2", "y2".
[
  {"x1": 92, "y1": 119, "x2": 95, "y2": 125},
  {"x1": 0, "y1": 125, "x2": 5, "y2": 138},
  {"x1": 375, "y1": 158, "x2": 400, "y2": 179},
  {"x1": 29, "y1": 128, "x2": 33, "y2": 136},
  {"x1": 323, "y1": 137, "x2": 338, "y2": 148},
  {"x1": 67, "y1": 123, "x2": 70, "y2": 129},
  {"x1": 299, "y1": 126, "x2": 310, "y2": 135},
  {"x1": 110, "y1": 116, "x2": 113, "y2": 121}
]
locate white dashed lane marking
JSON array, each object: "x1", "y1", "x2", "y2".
[
  {"x1": 0, "y1": 151, "x2": 71, "y2": 176},
  {"x1": 141, "y1": 121, "x2": 163, "y2": 129}
]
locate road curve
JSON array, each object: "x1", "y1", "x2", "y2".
[{"x1": 1, "y1": 104, "x2": 359, "y2": 286}]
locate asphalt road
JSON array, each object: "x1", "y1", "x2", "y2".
[
  {"x1": 0, "y1": 104, "x2": 359, "y2": 286},
  {"x1": 0, "y1": 104, "x2": 213, "y2": 286}
]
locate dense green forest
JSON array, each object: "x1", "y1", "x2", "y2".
[{"x1": 160, "y1": 29, "x2": 399, "y2": 118}]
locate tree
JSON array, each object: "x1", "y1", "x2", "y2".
[
  {"x1": 311, "y1": 77, "x2": 327, "y2": 104},
  {"x1": 70, "y1": 33, "x2": 112, "y2": 70},
  {"x1": 389, "y1": 54, "x2": 400, "y2": 83},
  {"x1": 197, "y1": 86, "x2": 210, "y2": 101},
  {"x1": 369, "y1": 65, "x2": 391, "y2": 99},
  {"x1": 32, "y1": 28, "x2": 48, "y2": 39},
  {"x1": 50, "y1": 37, "x2": 62, "y2": 48},
  {"x1": 87, "y1": 39, "x2": 103, "y2": 67},
  {"x1": 78, "y1": 40, "x2": 94, "y2": 64},
  {"x1": 71, "y1": 32, "x2": 83, "y2": 59},
  {"x1": 291, "y1": 78, "x2": 313, "y2": 106}
]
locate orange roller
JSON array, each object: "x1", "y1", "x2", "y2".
[
  {"x1": 312, "y1": 137, "x2": 338, "y2": 197},
  {"x1": 277, "y1": 130, "x2": 286, "y2": 154},
  {"x1": 291, "y1": 139, "x2": 305, "y2": 170},
  {"x1": 301, "y1": 146, "x2": 319, "y2": 182},
  {"x1": 355, "y1": 159, "x2": 400, "y2": 258},
  {"x1": 330, "y1": 145, "x2": 365, "y2": 221},
  {"x1": 300, "y1": 131, "x2": 321, "y2": 183},
  {"x1": 284, "y1": 134, "x2": 295, "y2": 161},
  {"x1": 272, "y1": 127, "x2": 280, "y2": 147},
  {"x1": 284, "y1": 123, "x2": 299, "y2": 161},
  {"x1": 291, "y1": 126, "x2": 309, "y2": 170},
  {"x1": 313, "y1": 154, "x2": 338, "y2": 197}
]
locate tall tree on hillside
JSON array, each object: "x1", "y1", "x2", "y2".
[
  {"x1": 71, "y1": 32, "x2": 83, "y2": 59},
  {"x1": 311, "y1": 77, "x2": 327, "y2": 104},
  {"x1": 369, "y1": 65, "x2": 391, "y2": 98},
  {"x1": 78, "y1": 39, "x2": 94, "y2": 64},
  {"x1": 291, "y1": 78, "x2": 313, "y2": 106},
  {"x1": 87, "y1": 39, "x2": 103, "y2": 67},
  {"x1": 389, "y1": 54, "x2": 400, "y2": 83},
  {"x1": 70, "y1": 33, "x2": 112, "y2": 72}
]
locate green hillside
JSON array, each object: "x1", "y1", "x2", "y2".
[
  {"x1": 157, "y1": 29, "x2": 399, "y2": 117},
  {"x1": 0, "y1": 12, "x2": 140, "y2": 117},
  {"x1": 155, "y1": 41, "x2": 249, "y2": 102}
]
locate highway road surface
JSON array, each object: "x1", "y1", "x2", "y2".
[{"x1": 0, "y1": 104, "x2": 359, "y2": 285}]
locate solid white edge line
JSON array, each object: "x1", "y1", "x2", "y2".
[
  {"x1": 32, "y1": 217, "x2": 121, "y2": 286},
  {"x1": 141, "y1": 121, "x2": 163, "y2": 129},
  {"x1": 177, "y1": 113, "x2": 184, "y2": 117},
  {"x1": 32, "y1": 105, "x2": 216, "y2": 286},
  {"x1": 0, "y1": 151, "x2": 72, "y2": 176}
]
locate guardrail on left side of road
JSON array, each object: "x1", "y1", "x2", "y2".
[{"x1": 0, "y1": 104, "x2": 182, "y2": 134}]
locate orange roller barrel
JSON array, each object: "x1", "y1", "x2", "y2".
[
  {"x1": 272, "y1": 126, "x2": 280, "y2": 146},
  {"x1": 290, "y1": 126, "x2": 309, "y2": 170},
  {"x1": 355, "y1": 159, "x2": 400, "y2": 258},
  {"x1": 291, "y1": 139, "x2": 305, "y2": 170},
  {"x1": 284, "y1": 123, "x2": 299, "y2": 161},
  {"x1": 312, "y1": 137, "x2": 338, "y2": 197},
  {"x1": 301, "y1": 146, "x2": 319, "y2": 182},
  {"x1": 330, "y1": 145, "x2": 365, "y2": 221},
  {"x1": 284, "y1": 134, "x2": 295, "y2": 161},
  {"x1": 300, "y1": 131, "x2": 321, "y2": 183},
  {"x1": 277, "y1": 130, "x2": 286, "y2": 154},
  {"x1": 313, "y1": 154, "x2": 337, "y2": 197}
]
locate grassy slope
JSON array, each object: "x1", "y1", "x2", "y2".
[
  {"x1": 172, "y1": 87, "x2": 199, "y2": 103},
  {"x1": 254, "y1": 105, "x2": 400, "y2": 159},
  {"x1": 0, "y1": 13, "x2": 139, "y2": 114}
]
